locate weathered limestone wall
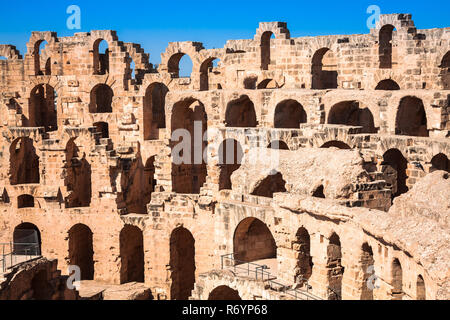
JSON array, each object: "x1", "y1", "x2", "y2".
[{"x1": 0, "y1": 12, "x2": 448, "y2": 300}]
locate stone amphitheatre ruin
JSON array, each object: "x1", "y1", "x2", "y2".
[{"x1": 0, "y1": 13, "x2": 449, "y2": 300}]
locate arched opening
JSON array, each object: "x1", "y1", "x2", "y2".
[
  {"x1": 320, "y1": 141, "x2": 351, "y2": 150},
  {"x1": 360, "y1": 243, "x2": 374, "y2": 300},
  {"x1": 170, "y1": 227, "x2": 195, "y2": 300},
  {"x1": 261, "y1": 31, "x2": 275, "y2": 70},
  {"x1": 328, "y1": 101, "x2": 376, "y2": 133},
  {"x1": 440, "y1": 51, "x2": 450, "y2": 90},
  {"x1": 17, "y1": 194, "x2": 35, "y2": 208},
  {"x1": 200, "y1": 58, "x2": 220, "y2": 91},
  {"x1": 375, "y1": 79, "x2": 400, "y2": 90},
  {"x1": 89, "y1": 84, "x2": 113, "y2": 113},
  {"x1": 312, "y1": 48, "x2": 338, "y2": 89},
  {"x1": 171, "y1": 99, "x2": 208, "y2": 194},
  {"x1": 225, "y1": 95, "x2": 257, "y2": 127},
  {"x1": 268, "y1": 140, "x2": 289, "y2": 150},
  {"x1": 233, "y1": 217, "x2": 276, "y2": 263},
  {"x1": 430, "y1": 153, "x2": 450, "y2": 172},
  {"x1": 312, "y1": 185, "x2": 325, "y2": 198},
  {"x1": 31, "y1": 270, "x2": 52, "y2": 300},
  {"x1": 119, "y1": 225, "x2": 144, "y2": 284},
  {"x1": 29, "y1": 84, "x2": 57, "y2": 132},
  {"x1": 257, "y1": 79, "x2": 278, "y2": 89},
  {"x1": 327, "y1": 233, "x2": 344, "y2": 300},
  {"x1": 68, "y1": 224, "x2": 94, "y2": 280},
  {"x1": 13, "y1": 223, "x2": 41, "y2": 256},
  {"x1": 34, "y1": 40, "x2": 49, "y2": 76},
  {"x1": 143, "y1": 82, "x2": 168, "y2": 140},
  {"x1": 218, "y1": 139, "x2": 243, "y2": 190},
  {"x1": 391, "y1": 258, "x2": 403, "y2": 299},
  {"x1": 9, "y1": 138, "x2": 40, "y2": 185},
  {"x1": 294, "y1": 227, "x2": 313, "y2": 286},
  {"x1": 274, "y1": 99, "x2": 307, "y2": 128},
  {"x1": 379, "y1": 25, "x2": 395, "y2": 69},
  {"x1": 64, "y1": 139, "x2": 92, "y2": 208},
  {"x1": 395, "y1": 96, "x2": 428, "y2": 137},
  {"x1": 382, "y1": 149, "x2": 409, "y2": 199},
  {"x1": 93, "y1": 39, "x2": 109, "y2": 75},
  {"x1": 208, "y1": 286, "x2": 242, "y2": 300},
  {"x1": 416, "y1": 275, "x2": 426, "y2": 300},
  {"x1": 94, "y1": 121, "x2": 109, "y2": 139},
  {"x1": 168, "y1": 53, "x2": 193, "y2": 78},
  {"x1": 251, "y1": 172, "x2": 287, "y2": 198}
]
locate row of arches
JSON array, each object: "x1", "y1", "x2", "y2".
[
  {"x1": 232, "y1": 217, "x2": 427, "y2": 300},
  {"x1": 11, "y1": 215, "x2": 430, "y2": 300},
  {"x1": 18, "y1": 79, "x2": 432, "y2": 139},
  {"x1": 27, "y1": 34, "x2": 450, "y2": 90},
  {"x1": 12, "y1": 222, "x2": 195, "y2": 300}
]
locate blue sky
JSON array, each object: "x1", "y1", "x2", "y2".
[{"x1": 0, "y1": 0, "x2": 448, "y2": 69}]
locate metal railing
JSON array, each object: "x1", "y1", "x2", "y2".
[
  {"x1": 0, "y1": 242, "x2": 41, "y2": 273},
  {"x1": 220, "y1": 253, "x2": 322, "y2": 300}
]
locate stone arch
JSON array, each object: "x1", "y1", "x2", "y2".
[
  {"x1": 93, "y1": 39, "x2": 110, "y2": 75},
  {"x1": 440, "y1": 51, "x2": 450, "y2": 90},
  {"x1": 382, "y1": 149, "x2": 408, "y2": 199},
  {"x1": 391, "y1": 258, "x2": 403, "y2": 299},
  {"x1": 225, "y1": 95, "x2": 257, "y2": 127},
  {"x1": 328, "y1": 101, "x2": 376, "y2": 133},
  {"x1": 312, "y1": 48, "x2": 338, "y2": 89},
  {"x1": 251, "y1": 172, "x2": 287, "y2": 198},
  {"x1": 170, "y1": 98, "x2": 208, "y2": 194},
  {"x1": 68, "y1": 224, "x2": 94, "y2": 280},
  {"x1": 268, "y1": 140, "x2": 289, "y2": 150},
  {"x1": 89, "y1": 84, "x2": 113, "y2": 113},
  {"x1": 395, "y1": 96, "x2": 428, "y2": 137},
  {"x1": 17, "y1": 194, "x2": 35, "y2": 208},
  {"x1": 257, "y1": 79, "x2": 278, "y2": 89},
  {"x1": 416, "y1": 274, "x2": 426, "y2": 300},
  {"x1": 168, "y1": 52, "x2": 193, "y2": 78},
  {"x1": 170, "y1": 226, "x2": 196, "y2": 300},
  {"x1": 9, "y1": 137, "x2": 40, "y2": 185},
  {"x1": 379, "y1": 24, "x2": 395, "y2": 69},
  {"x1": 208, "y1": 286, "x2": 242, "y2": 300},
  {"x1": 28, "y1": 84, "x2": 58, "y2": 132},
  {"x1": 320, "y1": 141, "x2": 351, "y2": 150},
  {"x1": 218, "y1": 139, "x2": 243, "y2": 190},
  {"x1": 120, "y1": 225, "x2": 144, "y2": 284},
  {"x1": 327, "y1": 232, "x2": 344, "y2": 300},
  {"x1": 430, "y1": 153, "x2": 449, "y2": 173},
  {"x1": 375, "y1": 79, "x2": 400, "y2": 90},
  {"x1": 233, "y1": 217, "x2": 276, "y2": 263},
  {"x1": 294, "y1": 227, "x2": 313, "y2": 285},
  {"x1": 13, "y1": 222, "x2": 41, "y2": 256},
  {"x1": 274, "y1": 99, "x2": 307, "y2": 129},
  {"x1": 360, "y1": 242, "x2": 374, "y2": 300},
  {"x1": 64, "y1": 138, "x2": 92, "y2": 208},
  {"x1": 143, "y1": 82, "x2": 168, "y2": 140},
  {"x1": 33, "y1": 39, "x2": 50, "y2": 76},
  {"x1": 200, "y1": 57, "x2": 220, "y2": 91},
  {"x1": 261, "y1": 31, "x2": 274, "y2": 70}
]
